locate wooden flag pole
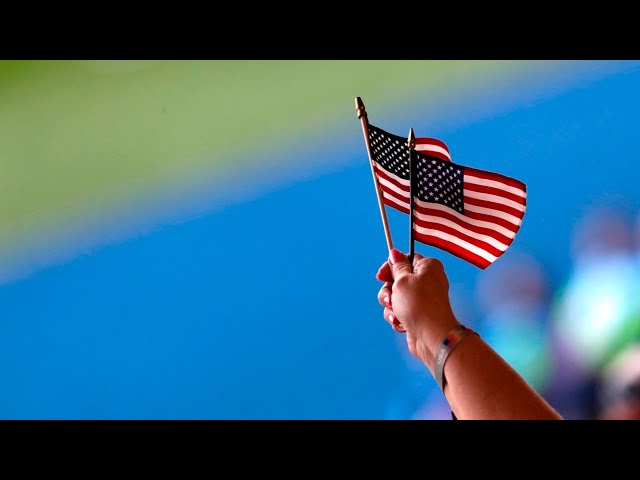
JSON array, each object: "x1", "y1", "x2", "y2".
[
  {"x1": 407, "y1": 128, "x2": 416, "y2": 264},
  {"x1": 355, "y1": 97, "x2": 394, "y2": 252}
]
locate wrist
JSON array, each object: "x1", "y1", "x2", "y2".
[{"x1": 416, "y1": 312, "x2": 461, "y2": 370}]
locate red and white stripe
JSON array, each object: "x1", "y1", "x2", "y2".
[
  {"x1": 415, "y1": 137, "x2": 451, "y2": 162},
  {"x1": 373, "y1": 141, "x2": 526, "y2": 269}
]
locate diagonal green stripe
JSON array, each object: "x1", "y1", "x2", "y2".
[{"x1": 0, "y1": 60, "x2": 554, "y2": 253}]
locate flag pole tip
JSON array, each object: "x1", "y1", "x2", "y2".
[
  {"x1": 407, "y1": 128, "x2": 416, "y2": 148},
  {"x1": 355, "y1": 97, "x2": 367, "y2": 119}
]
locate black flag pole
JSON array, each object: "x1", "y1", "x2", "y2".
[
  {"x1": 355, "y1": 97, "x2": 394, "y2": 252},
  {"x1": 407, "y1": 128, "x2": 416, "y2": 264}
]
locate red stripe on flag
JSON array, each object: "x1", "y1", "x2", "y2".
[
  {"x1": 413, "y1": 232, "x2": 491, "y2": 269},
  {"x1": 465, "y1": 166, "x2": 527, "y2": 191},
  {"x1": 463, "y1": 182, "x2": 527, "y2": 206},
  {"x1": 381, "y1": 187, "x2": 410, "y2": 207},
  {"x1": 413, "y1": 206, "x2": 514, "y2": 247},
  {"x1": 463, "y1": 195, "x2": 525, "y2": 220},
  {"x1": 415, "y1": 138, "x2": 451, "y2": 162},
  {"x1": 416, "y1": 137, "x2": 449, "y2": 152},
  {"x1": 413, "y1": 219, "x2": 504, "y2": 258},
  {"x1": 414, "y1": 201, "x2": 520, "y2": 236},
  {"x1": 383, "y1": 196, "x2": 410, "y2": 215},
  {"x1": 460, "y1": 207, "x2": 521, "y2": 232},
  {"x1": 374, "y1": 165, "x2": 410, "y2": 192},
  {"x1": 415, "y1": 149, "x2": 450, "y2": 162}
]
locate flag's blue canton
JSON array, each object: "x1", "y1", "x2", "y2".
[
  {"x1": 368, "y1": 125, "x2": 410, "y2": 180},
  {"x1": 415, "y1": 152, "x2": 465, "y2": 214}
]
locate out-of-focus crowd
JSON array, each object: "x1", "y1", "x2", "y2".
[{"x1": 385, "y1": 205, "x2": 640, "y2": 420}]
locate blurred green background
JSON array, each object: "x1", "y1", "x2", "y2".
[{"x1": 0, "y1": 60, "x2": 543, "y2": 257}]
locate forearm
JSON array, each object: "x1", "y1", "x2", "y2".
[
  {"x1": 423, "y1": 332, "x2": 562, "y2": 420},
  {"x1": 377, "y1": 251, "x2": 562, "y2": 419}
]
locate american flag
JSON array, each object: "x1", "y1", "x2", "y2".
[{"x1": 368, "y1": 124, "x2": 527, "y2": 269}]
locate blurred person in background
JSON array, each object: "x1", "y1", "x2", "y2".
[
  {"x1": 474, "y1": 251, "x2": 553, "y2": 395},
  {"x1": 376, "y1": 249, "x2": 561, "y2": 420},
  {"x1": 596, "y1": 343, "x2": 640, "y2": 420},
  {"x1": 551, "y1": 206, "x2": 640, "y2": 418},
  {"x1": 592, "y1": 213, "x2": 640, "y2": 419}
]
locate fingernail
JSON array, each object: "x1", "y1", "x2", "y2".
[
  {"x1": 389, "y1": 248, "x2": 403, "y2": 265},
  {"x1": 388, "y1": 313, "x2": 395, "y2": 323},
  {"x1": 383, "y1": 296, "x2": 390, "y2": 306}
]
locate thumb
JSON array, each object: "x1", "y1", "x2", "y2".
[{"x1": 389, "y1": 248, "x2": 413, "y2": 280}]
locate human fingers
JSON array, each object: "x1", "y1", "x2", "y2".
[
  {"x1": 383, "y1": 307, "x2": 406, "y2": 333},
  {"x1": 392, "y1": 320, "x2": 406, "y2": 333},
  {"x1": 412, "y1": 255, "x2": 445, "y2": 277},
  {"x1": 392, "y1": 323, "x2": 406, "y2": 333},
  {"x1": 383, "y1": 307, "x2": 394, "y2": 326},
  {"x1": 377, "y1": 282, "x2": 392, "y2": 308},
  {"x1": 376, "y1": 261, "x2": 393, "y2": 283},
  {"x1": 389, "y1": 248, "x2": 413, "y2": 280}
]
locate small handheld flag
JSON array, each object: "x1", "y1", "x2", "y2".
[
  {"x1": 411, "y1": 147, "x2": 527, "y2": 269},
  {"x1": 362, "y1": 118, "x2": 527, "y2": 269},
  {"x1": 354, "y1": 97, "x2": 394, "y2": 251}
]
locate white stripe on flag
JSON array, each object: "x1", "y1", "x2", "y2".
[
  {"x1": 373, "y1": 161, "x2": 410, "y2": 186},
  {"x1": 464, "y1": 190, "x2": 526, "y2": 212},
  {"x1": 413, "y1": 212, "x2": 510, "y2": 252},
  {"x1": 414, "y1": 199, "x2": 518, "y2": 237},
  {"x1": 464, "y1": 174, "x2": 526, "y2": 198},
  {"x1": 464, "y1": 203, "x2": 523, "y2": 226},
  {"x1": 413, "y1": 225, "x2": 498, "y2": 263},
  {"x1": 383, "y1": 191, "x2": 409, "y2": 209},
  {"x1": 415, "y1": 144, "x2": 451, "y2": 161},
  {"x1": 378, "y1": 176, "x2": 409, "y2": 199}
]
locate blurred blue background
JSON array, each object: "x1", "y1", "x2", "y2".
[{"x1": 2, "y1": 60, "x2": 640, "y2": 419}]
